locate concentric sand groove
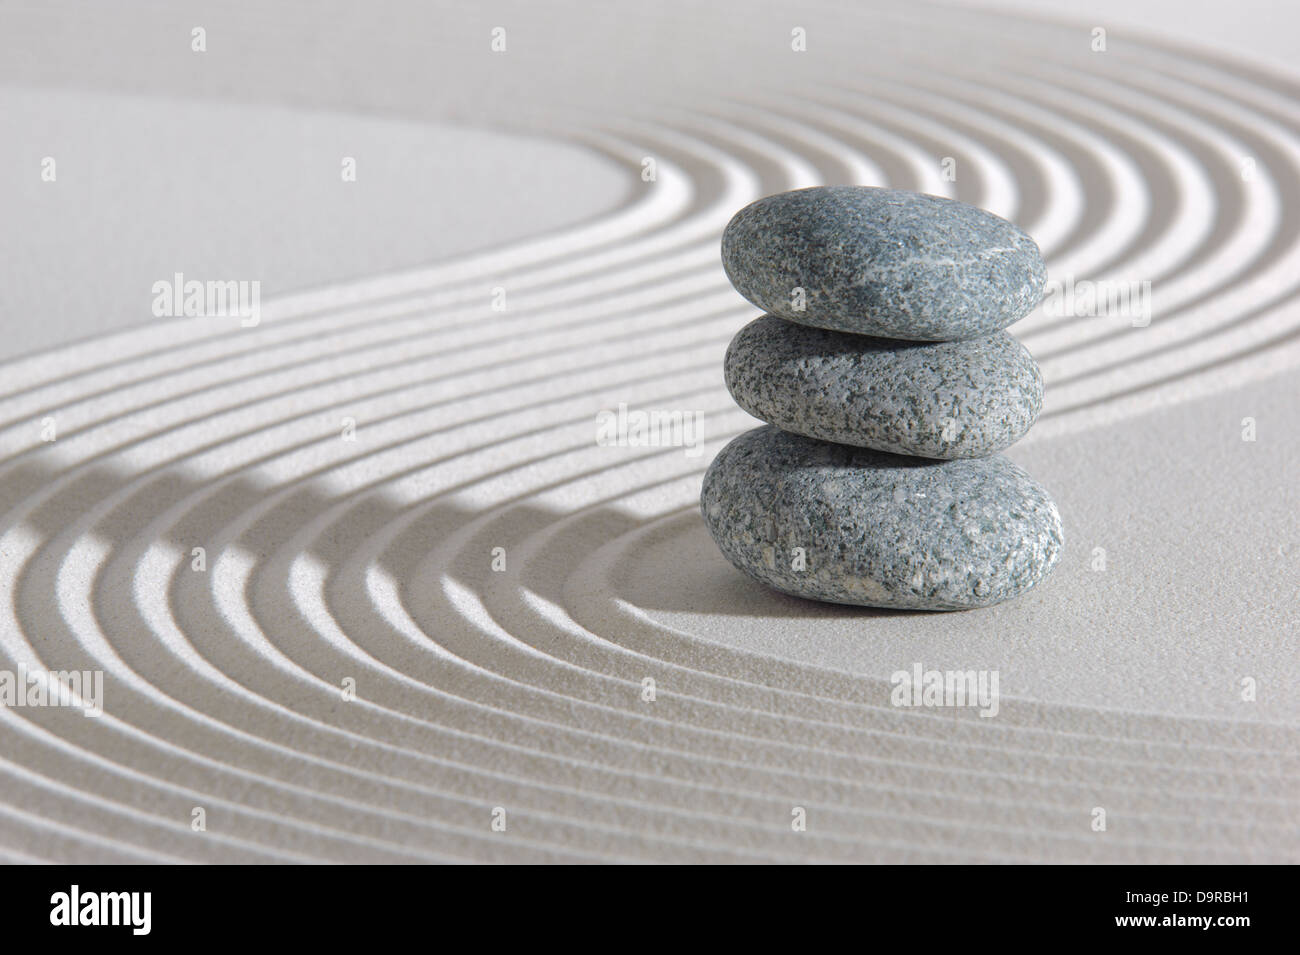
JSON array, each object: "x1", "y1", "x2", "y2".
[{"x1": 0, "y1": 2, "x2": 1297, "y2": 861}]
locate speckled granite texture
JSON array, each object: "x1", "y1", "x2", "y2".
[
  {"x1": 724, "y1": 315, "x2": 1043, "y2": 458},
  {"x1": 700, "y1": 426, "x2": 1063, "y2": 609},
  {"x1": 721, "y1": 186, "x2": 1047, "y2": 341}
]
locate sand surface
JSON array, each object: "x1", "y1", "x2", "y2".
[{"x1": 0, "y1": 0, "x2": 1296, "y2": 862}]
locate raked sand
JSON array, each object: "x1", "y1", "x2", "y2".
[{"x1": 0, "y1": 0, "x2": 1296, "y2": 862}]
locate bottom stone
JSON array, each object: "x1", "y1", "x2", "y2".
[{"x1": 700, "y1": 426, "x2": 1063, "y2": 610}]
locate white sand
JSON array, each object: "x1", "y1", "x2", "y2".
[{"x1": 0, "y1": 0, "x2": 1295, "y2": 862}]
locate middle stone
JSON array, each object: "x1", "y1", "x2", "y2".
[{"x1": 724, "y1": 314, "x2": 1043, "y2": 460}]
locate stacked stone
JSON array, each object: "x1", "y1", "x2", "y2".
[{"x1": 702, "y1": 186, "x2": 1063, "y2": 611}]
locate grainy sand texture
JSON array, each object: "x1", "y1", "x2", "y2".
[{"x1": 0, "y1": 0, "x2": 1296, "y2": 863}]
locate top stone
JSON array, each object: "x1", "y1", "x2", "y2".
[{"x1": 721, "y1": 186, "x2": 1047, "y2": 342}]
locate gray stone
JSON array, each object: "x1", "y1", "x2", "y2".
[
  {"x1": 700, "y1": 426, "x2": 1062, "y2": 610},
  {"x1": 721, "y1": 186, "x2": 1047, "y2": 341},
  {"x1": 724, "y1": 316, "x2": 1042, "y2": 459}
]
